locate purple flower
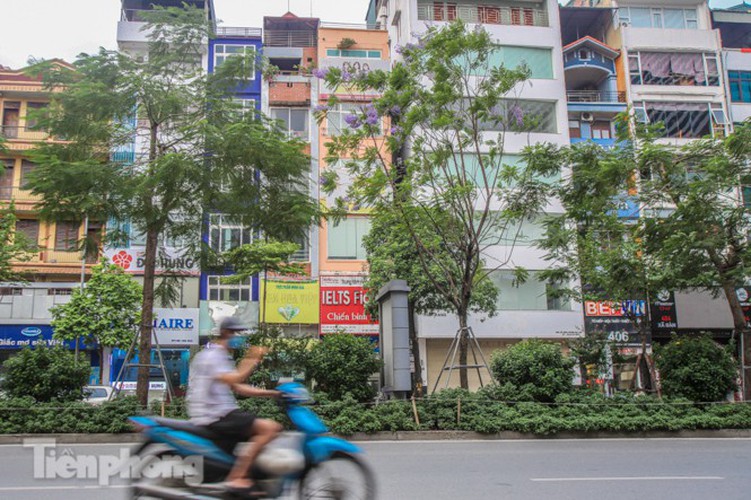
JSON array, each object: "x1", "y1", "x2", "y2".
[
  {"x1": 390, "y1": 125, "x2": 403, "y2": 135},
  {"x1": 314, "y1": 104, "x2": 329, "y2": 113},
  {"x1": 364, "y1": 105, "x2": 380, "y2": 126},
  {"x1": 394, "y1": 45, "x2": 404, "y2": 55},
  {"x1": 511, "y1": 105, "x2": 524, "y2": 127},
  {"x1": 312, "y1": 67, "x2": 329, "y2": 79},
  {"x1": 341, "y1": 70, "x2": 353, "y2": 82},
  {"x1": 344, "y1": 114, "x2": 362, "y2": 129},
  {"x1": 390, "y1": 105, "x2": 402, "y2": 117}
]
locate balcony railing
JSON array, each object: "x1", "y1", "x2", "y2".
[
  {"x1": 0, "y1": 186, "x2": 42, "y2": 203},
  {"x1": 264, "y1": 31, "x2": 317, "y2": 48},
  {"x1": 567, "y1": 90, "x2": 626, "y2": 103},
  {"x1": 216, "y1": 26, "x2": 262, "y2": 38},
  {"x1": 417, "y1": 3, "x2": 548, "y2": 28},
  {"x1": 40, "y1": 249, "x2": 98, "y2": 265},
  {"x1": 0, "y1": 125, "x2": 49, "y2": 140}
]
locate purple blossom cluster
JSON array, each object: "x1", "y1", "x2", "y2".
[
  {"x1": 390, "y1": 105, "x2": 402, "y2": 117},
  {"x1": 314, "y1": 104, "x2": 330, "y2": 113},
  {"x1": 312, "y1": 67, "x2": 329, "y2": 79},
  {"x1": 344, "y1": 114, "x2": 362, "y2": 129},
  {"x1": 390, "y1": 125, "x2": 403, "y2": 136},
  {"x1": 341, "y1": 70, "x2": 353, "y2": 83},
  {"x1": 364, "y1": 105, "x2": 380, "y2": 126},
  {"x1": 510, "y1": 105, "x2": 525, "y2": 127}
]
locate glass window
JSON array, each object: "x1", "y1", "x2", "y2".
[
  {"x1": 214, "y1": 44, "x2": 256, "y2": 79},
  {"x1": 55, "y1": 221, "x2": 79, "y2": 251},
  {"x1": 130, "y1": 225, "x2": 147, "y2": 247},
  {"x1": 15, "y1": 219, "x2": 39, "y2": 245},
  {"x1": 480, "y1": 100, "x2": 557, "y2": 134},
  {"x1": 484, "y1": 216, "x2": 547, "y2": 247},
  {"x1": 326, "y1": 49, "x2": 382, "y2": 59},
  {"x1": 207, "y1": 275, "x2": 252, "y2": 302},
  {"x1": 327, "y1": 217, "x2": 371, "y2": 260},
  {"x1": 645, "y1": 102, "x2": 713, "y2": 139},
  {"x1": 25, "y1": 102, "x2": 47, "y2": 129},
  {"x1": 632, "y1": 52, "x2": 719, "y2": 87},
  {"x1": 491, "y1": 46, "x2": 553, "y2": 79},
  {"x1": 491, "y1": 270, "x2": 568, "y2": 311},
  {"x1": 629, "y1": 8, "x2": 652, "y2": 28},
  {"x1": 728, "y1": 71, "x2": 751, "y2": 103},
  {"x1": 209, "y1": 214, "x2": 252, "y2": 253},
  {"x1": 232, "y1": 98, "x2": 256, "y2": 118},
  {"x1": 327, "y1": 103, "x2": 360, "y2": 136},
  {"x1": 270, "y1": 108, "x2": 309, "y2": 140},
  {"x1": 651, "y1": 9, "x2": 663, "y2": 29},
  {"x1": 20, "y1": 160, "x2": 35, "y2": 188},
  {"x1": 1, "y1": 160, "x2": 14, "y2": 199}
]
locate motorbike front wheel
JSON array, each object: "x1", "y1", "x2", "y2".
[{"x1": 298, "y1": 452, "x2": 376, "y2": 500}]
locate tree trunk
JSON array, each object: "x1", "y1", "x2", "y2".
[
  {"x1": 459, "y1": 312, "x2": 469, "y2": 390},
  {"x1": 408, "y1": 302, "x2": 423, "y2": 397},
  {"x1": 719, "y1": 280, "x2": 750, "y2": 400},
  {"x1": 136, "y1": 227, "x2": 159, "y2": 407}
]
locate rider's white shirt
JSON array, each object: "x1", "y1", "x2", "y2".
[{"x1": 186, "y1": 344, "x2": 239, "y2": 425}]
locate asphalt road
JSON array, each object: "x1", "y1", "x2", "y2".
[{"x1": 0, "y1": 438, "x2": 749, "y2": 499}]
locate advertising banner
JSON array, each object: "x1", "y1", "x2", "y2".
[
  {"x1": 0, "y1": 324, "x2": 87, "y2": 350},
  {"x1": 104, "y1": 247, "x2": 199, "y2": 276},
  {"x1": 650, "y1": 291, "x2": 678, "y2": 332},
  {"x1": 319, "y1": 274, "x2": 379, "y2": 335},
  {"x1": 152, "y1": 308, "x2": 199, "y2": 346},
  {"x1": 260, "y1": 280, "x2": 320, "y2": 324},
  {"x1": 583, "y1": 300, "x2": 649, "y2": 346}
]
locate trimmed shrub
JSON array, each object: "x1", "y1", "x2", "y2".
[
  {"x1": 489, "y1": 339, "x2": 575, "y2": 402},
  {"x1": 656, "y1": 334, "x2": 738, "y2": 402},
  {"x1": 2, "y1": 346, "x2": 90, "y2": 402},
  {"x1": 306, "y1": 333, "x2": 382, "y2": 402}
]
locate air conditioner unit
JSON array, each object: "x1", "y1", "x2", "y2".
[{"x1": 581, "y1": 112, "x2": 595, "y2": 123}]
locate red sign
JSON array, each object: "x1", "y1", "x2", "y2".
[{"x1": 319, "y1": 275, "x2": 379, "y2": 335}]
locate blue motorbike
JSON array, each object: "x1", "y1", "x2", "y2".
[{"x1": 128, "y1": 382, "x2": 375, "y2": 499}]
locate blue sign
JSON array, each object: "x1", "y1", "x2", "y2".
[{"x1": 0, "y1": 324, "x2": 90, "y2": 350}]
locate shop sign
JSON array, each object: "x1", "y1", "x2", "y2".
[
  {"x1": 736, "y1": 287, "x2": 751, "y2": 327},
  {"x1": 260, "y1": 280, "x2": 320, "y2": 324},
  {"x1": 320, "y1": 275, "x2": 379, "y2": 335},
  {"x1": 0, "y1": 324, "x2": 87, "y2": 350},
  {"x1": 583, "y1": 300, "x2": 648, "y2": 346},
  {"x1": 152, "y1": 308, "x2": 199, "y2": 346},
  {"x1": 650, "y1": 290, "x2": 678, "y2": 332},
  {"x1": 104, "y1": 247, "x2": 199, "y2": 276},
  {"x1": 112, "y1": 381, "x2": 167, "y2": 391}
]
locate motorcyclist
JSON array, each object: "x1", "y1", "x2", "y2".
[{"x1": 187, "y1": 316, "x2": 282, "y2": 494}]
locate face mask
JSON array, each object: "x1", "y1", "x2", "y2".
[{"x1": 228, "y1": 336, "x2": 247, "y2": 350}]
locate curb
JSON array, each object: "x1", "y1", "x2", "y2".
[{"x1": 2, "y1": 429, "x2": 751, "y2": 444}]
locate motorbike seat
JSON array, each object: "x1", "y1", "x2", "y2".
[{"x1": 153, "y1": 417, "x2": 219, "y2": 440}]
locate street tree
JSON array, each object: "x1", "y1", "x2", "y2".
[
  {"x1": 26, "y1": 5, "x2": 319, "y2": 405},
  {"x1": 51, "y1": 261, "x2": 142, "y2": 382},
  {"x1": 636, "y1": 123, "x2": 751, "y2": 398},
  {"x1": 0, "y1": 201, "x2": 36, "y2": 283},
  {"x1": 317, "y1": 21, "x2": 553, "y2": 389},
  {"x1": 528, "y1": 138, "x2": 665, "y2": 392}
]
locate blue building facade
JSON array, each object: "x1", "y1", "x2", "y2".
[{"x1": 200, "y1": 28, "x2": 264, "y2": 338}]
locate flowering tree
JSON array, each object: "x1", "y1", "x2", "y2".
[{"x1": 315, "y1": 22, "x2": 555, "y2": 389}]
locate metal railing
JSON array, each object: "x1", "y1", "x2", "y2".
[
  {"x1": 121, "y1": 9, "x2": 151, "y2": 22},
  {"x1": 417, "y1": 3, "x2": 549, "y2": 28},
  {"x1": 216, "y1": 26, "x2": 262, "y2": 38},
  {"x1": 0, "y1": 186, "x2": 42, "y2": 202},
  {"x1": 0, "y1": 126, "x2": 49, "y2": 140},
  {"x1": 319, "y1": 21, "x2": 373, "y2": 30},
  {"x1": 264, "y1": 31, "x2": 317, "y2": 48},
  {"x1": 40, "y1": 249, "x2": 98, "y2": 265},
  {"x1": 567, "y1": 90, "x2": 627, "y2": 103}
]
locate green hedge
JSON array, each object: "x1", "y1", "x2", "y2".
[{"x1": 3, "y1": 389, "x2": 751, "y2": 435}]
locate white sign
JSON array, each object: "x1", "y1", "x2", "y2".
[
  {"x1": 152, "y1": 308, "x2": 199, "y2": 346},
  {"x1": 112, "y1": 381, "x2": 167, "y2": 391},
  {"x1": 104, "y1": 247, "x2": 199, "y2": 276}
]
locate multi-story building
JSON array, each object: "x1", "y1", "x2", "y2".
[
  {"x1": 713, "y1": 3, "x2": 751, "y2": 126},
  {"x1": 199, "y1": 26, "x2": 264, "y2": 340},
  {"x1": 0, "y1": 62, "x2": 98, "y2": 372},
  {"x1": 367, "y1": 0, "x2": 584, "y2": 391}
]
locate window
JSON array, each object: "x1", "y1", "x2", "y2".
[
  {"x1": 129, "y1": 225, "x2": 147, "y2": 247},
  {"x1": 214, "y1": 44, "x2": 256, "y2": 79},
  {"x1": 327, "y1": 103, "x2": 360, "y2": 136},
  {"x1": 47, "y1": 288, "x2": 73, "y2": 296},
  {"x1": 55, "y1": 221, "x2": 79, "y2": 251},
  {"x1": 433, "y1": 2, "x2": 457, "y2": 22},
  {"x1": 15, "y1": 219, "x2": 39, "y2": 246},
  {"x1": 591, "y1": 121, "x2": 612, "y2": 140},
  {"x1": 491, "y1": 270, "x2": 570, "y2": 311},
  {"x1": 270, "y1": 108, "x2": 309, "y2": 140},
  {"x1": 232, "y1": 98, "x2": 256, "y2": 118},
  {"x1": 326, "y1": 49, "x2": 382, "y2": 58},
  {"x1": 209, "y1": 214, "x2": 252, "y2": 253},
  {"x1": 0, "y1": 159, "x2": 13, "y2": 199},
  {"x1": 729, "y1": 71, "x2": 751, "y2": 103},
  {"x1": 630, "y1": 52, "x2": 719, "y2": 87},
  {"x1": 643, "y1": 102, "x2": 717, "y2": 139},
  {"x1": 208, "y1": 275, "x2": 252, "y2": 302},
  {"x1": 489, "y1": 46, "x2": 553, "y2": 79},
  {"x1": 328, "y1": 217, "x2": 371, "y2": 260},
  {"x1": 25, "y1": 102, "x2": 47, "y2": 130},
  {"x1": 619, "y1": 7, "x2": 698, "y2": 30},
  {"x1": 479, "y1": 100, "x2": 557, "y2": 134},
  {"x1": 20, "y1": 160, "x2": 35, "y2": 188},
  {"x1": 569, "y1": 120, "x2": 581, "y2": 139},
  {"x1": 483, "y1": 216, "x2": 547, "y2": 247},
  {"x1": 289, "y1": 232, "x2": 310, "y2": 262},
  {"x1": 0, "y1": 288, "x2": 22, "y2": 296}
]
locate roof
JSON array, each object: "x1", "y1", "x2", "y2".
[
  {"x1": 723, "y1": 2, "x2": 751, "y2": 12},
  {"x1": 264, "y1": 12, "x2": 320, "y2": 31},
  {"x1": 563, "y1": 36, "x2": 620, "y2": 58}
]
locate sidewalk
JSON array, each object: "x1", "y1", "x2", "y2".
[{"x1": 2, "y1": 429, "x2": 751, "y2": 445}]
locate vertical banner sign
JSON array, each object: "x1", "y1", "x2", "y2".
[
  {"x1": 582, "y1": 300, "x2": 647, "y2": 346},
  {"x1": 736, "y1": 288, "x2": 751, "y2": 327},
  {"x1": 650, "y1": 291, "x2": 678, "y2": 332},
  {"x1": 319, "y1": 275, "x2": 379, "y2": 335}
]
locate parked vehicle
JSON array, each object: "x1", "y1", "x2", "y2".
[
  {"x1": 83, "y1": 385, "x2": 114, "y2": 405},
  {"x1": 128, "y1": 382, "x2": 376, "y2": 499}
]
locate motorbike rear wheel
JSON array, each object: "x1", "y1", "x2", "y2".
[{"x1": 298, "y1": 452, "x2": 375, "y2": 500}]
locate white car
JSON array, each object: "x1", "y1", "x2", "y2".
[{"x1": 83, "y1": 385, "x2": 114, "y2": 405}]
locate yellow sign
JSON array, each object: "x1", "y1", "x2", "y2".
[{"x1": 260, "y1": 280, "x2": 320, "y2": 324}]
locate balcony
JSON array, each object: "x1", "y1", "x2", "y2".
[
  {"x1": 0, "y1": 186, "x2": 42, "y2": 204},
  {"x1": 0, "y1": 125, "x2": 49, "y2": 141},
  {"x1": 264, "y1": 31, "x2": 317, "y2": 48},
  {"x1": 567, "y1": 90, "x2": 626, "y2": 103},
  {"x1": 40, "y1": 249, "x2": 98, "y2": 265},
  {"x1": 417, "y1": 3, "x2": 548, "y2": 28},
  {"x1": 570, "y1": 137, "x2": 617, "y2": 148}
]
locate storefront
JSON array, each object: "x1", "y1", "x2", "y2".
[
  {"x1": 0, "y1": 323, "x2": 94, "y2": 374},
  {"x1": 320, "y1": 274, "x2": 379, "y2": 349}
]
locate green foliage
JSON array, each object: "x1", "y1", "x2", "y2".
[
  {"x1": 51, "y1": 261, "x2": 141, "y2": 348},
  {"x1": 0, "y1": 396, "x2": 140, "y2": 433},
  {"x1": 489, "y1": 339, "x2": 575, "y2": 402},
  {"x1": 225, "y1": 241, "x2": 305, "y2": 281},
  {"x1": 0, "y1": 201, "x2": 35, "y2": 283},
  {"x1": 1, "y1": 347, "x2": 90, "y2": 402},
  {"x1": 306, "y1": 334, "x2": 382, "y2": 402},
  {"x1": 656, "y1": 335, "x2": 738, "y2": 402}
]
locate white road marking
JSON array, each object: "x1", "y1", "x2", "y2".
[{"x1": 531, "y1": 476, "x2": 725, "y2": 482}]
